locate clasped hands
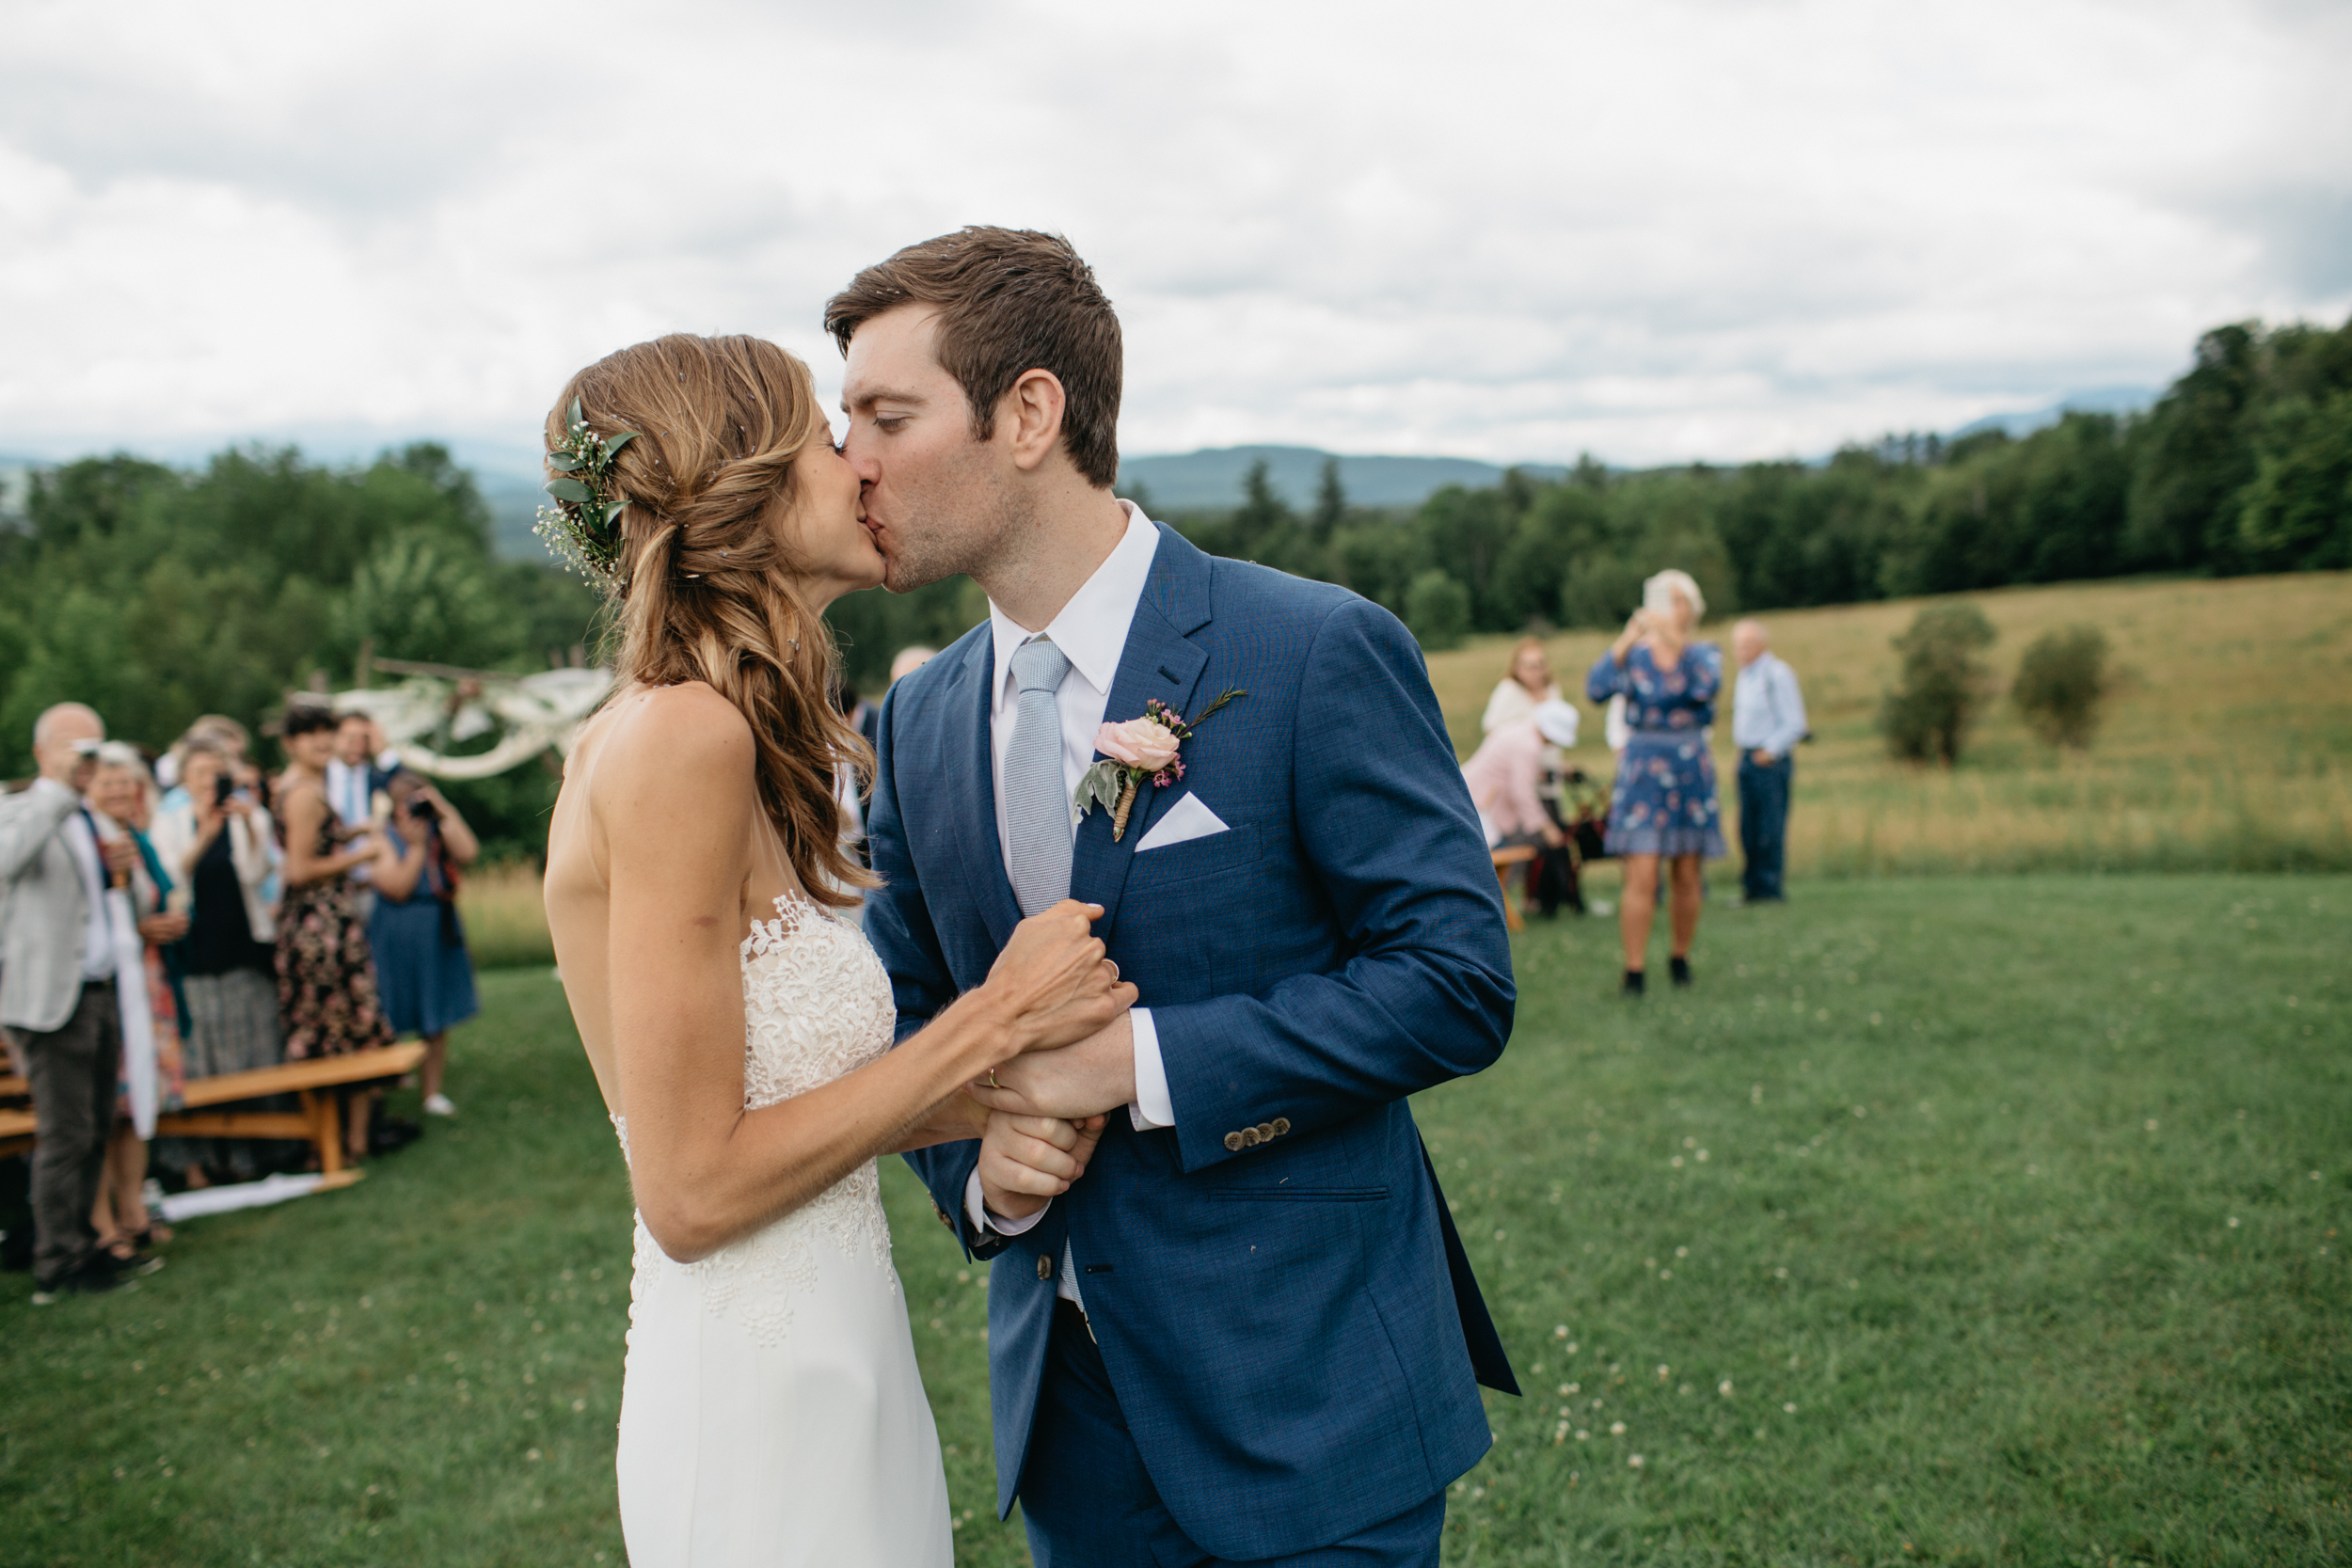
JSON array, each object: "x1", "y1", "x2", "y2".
[{"x1": 966, "y1": 900, "x2": 1145, "y2": 1223}]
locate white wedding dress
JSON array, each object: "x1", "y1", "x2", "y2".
[{"x1": 612, "y1": 895, "x2": 952, "y2": 1566}]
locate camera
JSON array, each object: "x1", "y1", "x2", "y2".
[
  {"x1": 407, "y1": 795, "x2": 439, "y2": 823},
  {"x1": 215, "y1": 773, "x2": 235, "y2": 807}
]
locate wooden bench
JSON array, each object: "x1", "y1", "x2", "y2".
[
  {"x1": 1491, "y1": 845, "x2": 1538, "y2": 933},
  {"x1": 0, "y1": 1072, "x2": 25, "y2": 1104},
  {"x1": 151, "y1": 1043, "x2": 427, "y2": 1177}
]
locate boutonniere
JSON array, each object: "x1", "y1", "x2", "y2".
[{"x1": 1075, "y1": 689, "x2": 1248, "y2": 841}]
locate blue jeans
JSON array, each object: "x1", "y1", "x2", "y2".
[
  {"x1": 1021, "y1": 1303, "x2": 1446, "y2": 1567},
  {"x1": 1737, "y1": 752, "x2": 1792, "y2": 901}
]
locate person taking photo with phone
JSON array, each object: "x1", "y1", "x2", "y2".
[{"x1": 367, "y1": 770, "x2": 480, "y2": 1117}]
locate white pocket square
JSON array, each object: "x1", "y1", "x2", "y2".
[{"x1": 1133, "y1": 793, "x2": 1230, "y2": 854}]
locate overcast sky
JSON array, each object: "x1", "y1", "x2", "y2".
[{"x1": 3, "y1": 0, "x2": 2346, "y2": 475}]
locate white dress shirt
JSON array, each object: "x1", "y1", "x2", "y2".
[
  {"x1": 35, "y1": 779, "x2": 116, "y2": 981},
  {"x1": 324, "y1": 758, "x2": 374, "y2": 884},
  {"x1": 961, "y1": 503, "x2": 1173, "y2": 1292},
  {"x1": 1731, "y1": 651, "x2": 1808, "y2": 760}
]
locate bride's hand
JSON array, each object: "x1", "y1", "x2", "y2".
[
  {"x1": 984, "y1": 899, "x2": 1136, "y2": 1054},
  {"x1": 976, "y1": 1111, "x2": 1105, "y2": 1222}
]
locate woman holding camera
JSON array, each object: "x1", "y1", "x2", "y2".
[
  {"x1": 150, "y1": 738, "x2": 286, "y2": 1182},
  {"x1": 368, "y1": 770, "x2": 479, "y2": 1117}
]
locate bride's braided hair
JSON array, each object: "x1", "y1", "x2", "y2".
[{"x1": 547, "y1": 333, "x2": 874, "y2": 908}]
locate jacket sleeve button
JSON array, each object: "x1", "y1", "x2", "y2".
[
  {"x1": 1271, "y1": 1117, "x2": 1292, "y2": 1136},
  {"x1": 1224, "y1": 1131, "x2": 1246, "y2": 1152},
  {"x1": 1037, "y1": 1253, "x2": 1054, "y2": 1281}
]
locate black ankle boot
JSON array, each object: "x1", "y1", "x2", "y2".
[
  {"x1": 1622, "y1": 969, "x2": 1645, "y2": 996},
  {"x1": 1670, "y1": 956, "x2": 1692, "y2": 988}
]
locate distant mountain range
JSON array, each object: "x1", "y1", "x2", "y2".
[
  {"x1": 1115, "y1": 446, "x2": 1570, "y2": 513},
  {"x1": 3, "y1": 383, "x2": 2168, "y2": 558}
]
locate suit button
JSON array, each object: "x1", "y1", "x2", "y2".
[
  {"x1": 1271, "y1": 1117, "x2": 1292, "y2": 1136},
  {"x1": 1255, "y1": 1122, "x2": 1276, "y2": 1141},
  {"x1": 1225, "y1": 1132, "x2": 1246, "y2": 1151},
  {"x1": 1037, "y1": 1253, "x2": 1054, "y2": 1282}
]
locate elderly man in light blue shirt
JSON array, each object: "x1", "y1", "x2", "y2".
[{"x1": 1731, "y1": 620, "x2": 1806, "y2": 903}]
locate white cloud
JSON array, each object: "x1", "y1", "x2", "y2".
[{"x1": 0, "y1": 0, "x2": 2344, "y2": 473}]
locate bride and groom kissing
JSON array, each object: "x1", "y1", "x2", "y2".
[{"x1": 540, "y1": 228, "x2": 1520, "y2": 1567}]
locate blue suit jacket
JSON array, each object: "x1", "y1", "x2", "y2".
[{"x1": 870, "y1": 524, "x2": 1518, "y2": 1560}]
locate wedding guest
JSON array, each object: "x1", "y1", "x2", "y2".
[
  {"x1": 1481, "y1": 638, "x2": 1562, "y2": 731},
  {"x1": 368, "y1": 771, "x2": 480, "y2": 1117},
  {"x1": 326, "y1": 711, "x2": 396, "y2": 920},
  {"x1": 1588, "y1": 570, "x2": 1724, "y2": 994},
  {"x1": 84, "y1": 745, "x2": 187, "y2": 1260},
  {"x1": 1462, "y1": 701, "x2": 1581, "y2": 852},
  {"x1": 888, "y1": 644, "x2": 938, "y2": 685},
  {"x1": 149, "y1": 738, "x2": 284, "y2": 1182},
  {"x1": 0, "y1": 703, "x2": 157, "y2": 1300},
  {"x1": 275, "y1": 705, "x2": 394, "y2": 1164},
  {"x1": 156, "y1": 715, "x2": 252, "y2": 810},
  {"x1": 1731, "y1": 618, "x2": 1808, "y2": 904}
]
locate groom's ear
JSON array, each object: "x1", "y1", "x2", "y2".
[{"x1": 1003, "y1": 368, "x2": 1069, "y2": 475}]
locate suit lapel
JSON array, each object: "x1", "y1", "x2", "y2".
[
  {"x1": 943, "y1": 631, "x2": 1022, "y2": 954},
  {"x1": 1069, "y1": 525, "x2": 1215, "y2": 941}
]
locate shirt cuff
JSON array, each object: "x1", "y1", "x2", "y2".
[
  {"x1": 964, "y1": 1168, "x2": 1048, "y2": 1237},
  {"x1": 1128, "y1": 1007, "x2": 1173, "y2": 1131}
]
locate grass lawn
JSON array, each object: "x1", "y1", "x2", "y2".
[
  {"x1": 1422, "y1": 572, "x2": 2352, "y2": 875},
  {"x1": 3, "y1": 873, "x2": 2345, "y2": 1566}
]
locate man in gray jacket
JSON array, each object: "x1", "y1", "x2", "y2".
[{"x1": 1, "y1": 702, "x2": 152, "y2": 1300}]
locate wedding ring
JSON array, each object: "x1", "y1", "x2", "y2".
[{"x1": 988, "y1": 1069, "x2": 1000, "y2": 1089}]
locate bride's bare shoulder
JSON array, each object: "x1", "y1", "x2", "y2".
[{"x1": 589, "y1": 682, "x2": 754, "y2": 790}]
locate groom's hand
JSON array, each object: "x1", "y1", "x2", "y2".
[
  {"x1": 977, "y1": 1112, "x2": 1105, "y2": 1222},
  {"x1": 966, "y1": 1011, "x2": 1136, "y2": 1121}
]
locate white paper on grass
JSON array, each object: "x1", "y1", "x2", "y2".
[
  {"x1": 155, "y1": 1172, "x2": 328, "y2": 1223},
  {"x1": 1133, "y1": 792, "x2": 1231, "y2": 854},
  {"x1": 106, "y1": 886, "x2": 158, "y2": 1140}
]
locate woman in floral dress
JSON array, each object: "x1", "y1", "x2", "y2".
[
  {"x1": 1588, "y1": 569, "x2": 1724, "y2": 994},
  {"x1": 274, "y1": 705, "x2": 394, "y2": 1161}
]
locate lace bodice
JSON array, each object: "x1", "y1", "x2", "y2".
[{"x1": 613, "y1": 896, "x2": 900, "y2": 1345}]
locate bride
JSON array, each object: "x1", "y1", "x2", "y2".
[{"x1": 538, "y1": 334, "x2": 1132, "y2": 1565}]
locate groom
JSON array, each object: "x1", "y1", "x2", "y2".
[{"x1": 837, "y1": 229, "x2": 1518, "y2": 1567}]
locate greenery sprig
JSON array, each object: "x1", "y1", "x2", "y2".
[{"x1": 532, "y1": 398, "x2": 639, "y2": 582}]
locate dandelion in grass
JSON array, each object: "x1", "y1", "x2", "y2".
[
  {"x1": 2228, "y1": 1217, "x2": 2239, "y2": 1227},
  {"x1": 1719, "y1": 1379, "x2": 1734, "y2": 1396},
  {"x1": 1784, "y1": 1402, "x2": 1797, "y2": 1413},
  {"x1": 1611, "y1": 1421, "x2": 1627, "y2": 1435},
  {"x1": 1629, "y1": 1454, "x2": 1645, "y2": 1468},
  {"x1": 1553, "y1": 1324, "x2": 1569, "y2": 1340},
  {"x1": 1576, "y1": 1429, "x2": 1590, "y2": 1442}
]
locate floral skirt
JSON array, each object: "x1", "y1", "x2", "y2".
[
  {"x1": 1604, "y1": 733, "x2": 1726, "y2": 859},
  {"x1": 277, "y1": 883, "x2": 395, "y2": 1059}
]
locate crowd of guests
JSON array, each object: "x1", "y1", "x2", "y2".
[
  {"x1": 1, "y1": 700, "x2": 482, "y2": 1302},
  {"x1": 1458, "y1": 570, "x2": 1808, "y2": 993}
]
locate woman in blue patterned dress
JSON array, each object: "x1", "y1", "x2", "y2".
[{"x1": 1588, "y1": 569, "x2": 1724, "y2": 994}]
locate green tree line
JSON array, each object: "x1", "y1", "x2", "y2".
[
  {"x1": 0, "y1": 444, "x2": 601, "y2": 857},
  {"x1": 1162, "y1": 315, "x2": 2352, "y2": 647}
]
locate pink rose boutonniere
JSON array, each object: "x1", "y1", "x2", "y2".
[{"x1": 1076, "y1": 689, "x2": 1247, "y2": 841}]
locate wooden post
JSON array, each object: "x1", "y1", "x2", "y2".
[{"x1": 306, "y1": 1089, "x2": 343, "y2": 1175}]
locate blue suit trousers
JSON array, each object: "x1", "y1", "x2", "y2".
[{"x1": 1021, "y1": 1303, "x2": 1444, "y2": 1568}]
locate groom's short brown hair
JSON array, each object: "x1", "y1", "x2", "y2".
[{"x1": 824, "y1": 227, "x2": 1122, "y2": 488}]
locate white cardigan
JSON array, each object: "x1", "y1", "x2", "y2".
[{"x1": 149, "y1": 800, "x2": 279, "y2": 944}]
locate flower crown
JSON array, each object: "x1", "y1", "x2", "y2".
[{"x1": 532, "y1": 397, "x2": 640, "y2": 582}]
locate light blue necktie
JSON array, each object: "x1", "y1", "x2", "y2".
[{"x1": 1005, "y1": 638, "x2": 1074, "y2": 917}]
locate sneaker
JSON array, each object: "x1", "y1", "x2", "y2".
[
  {"x1": 423, "y1": 1093, "x2": 457, "y2": 1117},
  {"x1": 33, "y1": 1262, "x2": 135, "y2": 1303},
  {"x1": 1670, "y1": 956, "x2": 1693, "y2": 989},
  {"x1": 1622, "y1": 969, "x2": 1646, "y2": 997}
]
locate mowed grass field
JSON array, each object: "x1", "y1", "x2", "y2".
[
  {"x1": 1425, "y1": 572, "x2": 2352, "y2": 876},
  {"x1": 3, "y1": 874, "x2": 2344, "y2": 1566}
]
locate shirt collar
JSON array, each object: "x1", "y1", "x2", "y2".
[{"x1": 988, "y1": 502, "x2": 1162, "y2": 704}]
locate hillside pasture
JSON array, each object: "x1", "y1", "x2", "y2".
[{"x1": 1427, "y1": 572, "x2": 2352, "y2": 876}]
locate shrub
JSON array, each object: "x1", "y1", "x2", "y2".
[
  {"x1": 2011, "y1": 624, "x2": 2111, "y2": 748},
  {"x1": 1404, "y1": 568, "x2": 1470, "y2": 650},
  {"x1": 1878, "y1": 602, "x2": 1996, "y2": 766}
]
